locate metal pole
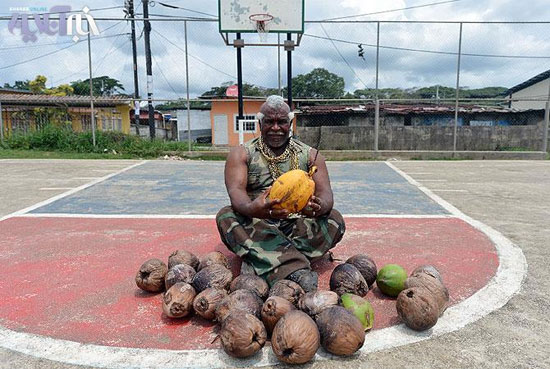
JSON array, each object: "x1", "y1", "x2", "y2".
[
  {"x1": 453, "y1": 22, "x2": 463, "y2": 152},
  {"x1": 87, "y1": 25, "x2": 96, "y2": 146},
  {"x1": 128, "y1": 0, "x2": 140, "y2": 135},
  {"x1": 374, "y1": 22, "x2": 380, "y2": 152},
  {"x1": 143, "y1": 0, "x2": 155, "y2": 139},
  {"x1": 184, "y1": 20, "x2": 192, "y2": 152},
  {"x1": 236, "y1": 33, "x2": 244, "y2": 121},
  {"x1": 0, "y1": 100, "x2": 4, "y2": 142},
  {"x1": 543, "y1": 80, "x2": 550, "y2": 153},
  {"x1": 277, "y1": 33, "x2": 281, "y2": 96},
  {"x1": 286, "y1": 33, "x2": 293, "y2": 108}
]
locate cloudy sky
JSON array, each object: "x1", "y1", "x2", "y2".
[{"x1": 1, "y1": 0, "x2": 550, "y2": 100}]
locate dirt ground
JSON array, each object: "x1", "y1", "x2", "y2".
[{"x1": 0, "y1": 159, "x2": 549, "y2": 369}]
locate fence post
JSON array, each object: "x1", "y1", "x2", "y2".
[
  {"x1": 543, "y1": 81, "x2": 550, "y2": 152},
  {"x1": 184, "y1": 20, "x2": 192, "y2": 152},
  {"x1": 87, "y1": 23, "x2": 96, "y2": 146},
  {"x1": 374, "y1": 21, "x2": 380, "y2": 152},
  {"x1": 0, "y1": 100, "x2": 4, "y2": 143},
  {"x1": 453, "y1": 22, "x2": 463, "y2": 152}
]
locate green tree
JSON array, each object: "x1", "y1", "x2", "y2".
[
  {"x1": 201, "y1": 82, "x2": 278, "y2": 98},
  {"x1": 29, "y1": 75, "x2": 48, "y2": 93},
  {"x1": 3, "y1": 80, "x2": 30, "y2": 90},
  {"x1": 70, "y1": 76, "x2": 125, "y2": 96},
  {"x1": 290, "y1": 68, "x2": 345, "y2": 98}
]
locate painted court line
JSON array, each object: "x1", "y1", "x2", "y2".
[
  {"x1": 17, "y1": 213, "x2": 456, "y2": 219},
  {"x1": 0, "y1": 161, "x2": 147, "y2": 222},
  {"x1": 0, "y1": 162, "x2": 527, "y2": 369}
]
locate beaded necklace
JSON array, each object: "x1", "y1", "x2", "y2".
[{"x1": 256, "y1": 136, "x2": 299, "y2": 180}]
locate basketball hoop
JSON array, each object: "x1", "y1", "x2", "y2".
[{"x1": 249, "y1": 13, "x2": 273, "y2": 42}]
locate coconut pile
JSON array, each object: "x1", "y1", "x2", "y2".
[{"x1": 135, "y1": 251, "x2": 449, "y2": 363}]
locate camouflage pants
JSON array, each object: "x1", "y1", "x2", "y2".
[{"x1": 216, "y1": 206, "x2": 346, "y2": 286}]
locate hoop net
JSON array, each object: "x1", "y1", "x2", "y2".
[{"x1": 249, "y1": 13, "x2": 273, "y2": 42}]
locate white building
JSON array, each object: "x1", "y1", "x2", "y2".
[{"x1": 507, "y1": 69, "x2": 550, "y2": 110}]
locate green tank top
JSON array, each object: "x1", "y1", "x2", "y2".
[{"x1": 244, "y1": 137, "x2": 312, "y2": 201}]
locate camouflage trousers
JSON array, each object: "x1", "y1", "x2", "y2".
[{"x1": 216, "y1": 206, "x2": 346, "y2": 286}]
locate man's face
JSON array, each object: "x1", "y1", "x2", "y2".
[{"x1": 260, "y1": 108, "x2": 291, "y2": 149}]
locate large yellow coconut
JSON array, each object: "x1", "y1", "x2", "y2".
[{"x1": 269, "y1": 167, "x2": 317, "y2": 213}]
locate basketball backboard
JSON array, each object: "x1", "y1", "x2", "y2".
[{"x1": 218, "y1": 0, "x2": 304, "y2": 34}]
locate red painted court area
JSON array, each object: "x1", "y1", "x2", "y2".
[{"x1": 0, "y1": 216, "x2": 498, "y2": 350}]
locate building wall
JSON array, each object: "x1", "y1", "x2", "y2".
[
  {"x1": 510, "y1": 78, "x2": 550, "y2": 109},
  {"x1": 176, "y1": 109, "x2": 211, "y2": 142}
]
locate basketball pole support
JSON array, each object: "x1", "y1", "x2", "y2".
[{"x1": 235, "y1": 33, "x2": 244, "y2": 130}]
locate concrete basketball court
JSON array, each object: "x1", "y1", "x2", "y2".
[{"x1": 0, "y1": 158, "x2": 548, "y2": 369}]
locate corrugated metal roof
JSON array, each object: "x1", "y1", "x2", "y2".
[
  {"x1": 506, "y1": 69, "x2": 550, "y2": 95},
  {"x1": 0, "y1": 93, "x2": 131, "y2": 107},
  {"x1": 295, "y1": 104, "x2": 542, "y2": 115}
]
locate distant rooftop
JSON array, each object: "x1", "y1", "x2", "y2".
[
  {"x1": 506, "y1": 69, "x2": 550, "y2": 95},
  {"x1": 0, "y1": 93, "x2": 131, "y2": 107}
]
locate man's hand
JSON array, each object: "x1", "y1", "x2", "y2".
[
  {"x1": 301, "y1": 195, "x2": 323, "y2": 218},
  {"x1": 250, "y1": 187, "x2": 290, "y2": 219}
]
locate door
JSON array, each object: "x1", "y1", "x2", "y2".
[{"x1": 214, "y1": 114, "x2": 228, "y2": 145}]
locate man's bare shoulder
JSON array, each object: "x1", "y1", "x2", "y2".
[{"x1": 227, "y1": 146, "x2": 248, "y2": 163}]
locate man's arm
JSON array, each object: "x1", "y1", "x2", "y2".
[
  {"x1": 224, "y1": 146, "x2": 287, "y2": 219},
  {"x1": 306, "y1": 149, "x2": 334, "y2": 217}
]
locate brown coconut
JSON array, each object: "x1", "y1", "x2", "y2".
[
  {"x1": 316, "y1": 306, "x2": 365, "y2": 356},
  {"x1": 298, "y1": 290, "x2": 339, "y2": 318},
  {"x1": 193, "y1": 288, "x2": 228, "y2": 320},
  {"x1": 220, "y1": 312, "x2": 267, "y2": 358},
  {"x1": 268, "y1": 280, "x2": 305, "y2": 306},
  {"x1": 396, "y1": 287, "x2": 439, "y2": 331},
  {"x1": 405, "y1": 271, "x2": 449, "y2": 315},
  {"x1": 329, "y1": 263, "x2": 369, "y2": 297},
  {"x1": 167, "y1": 250, "x2": 199, "y2": 270},
  {"x1": 135, "y1": 258, "x2": 168, "y2": 292},
  {"x1": 198, "y1": 251, "x2": 229, "y2": 271},
  {"x1": 162, "y1": 282, "x2": 196, "y2": 318},
  {"x1": 191, "y1": 263, "x2": 233, "y2": 293},
  {"x1": 165, "y1": 263, "x2": 196, "y2": 290},
  {"x1": 261, "y1": 296, "x2": 295, "y2": 334},
  {"x1": 230, "y1": 274, "x2": 269, "y2": 300},
  {"x1": 345, "y1": 254, "x2": 378, "y2": 288},
  {"x1": 271, "y1": 310, "x2": 320, "y2": 364},
  {"x1": 215, "y1": 289, "x2": 263, "y2": 323},
  {"x1": 411, "y1": 265, "x2": 444, "y2": 283}
]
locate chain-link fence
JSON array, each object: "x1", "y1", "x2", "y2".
[{"x1": 0, "y1": 14, "x2": 549, "y2": 152}]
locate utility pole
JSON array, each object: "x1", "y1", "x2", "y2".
[
  {"x1": 126, "y1": 0, "x2": 140, "y2": 135},
  {"x1": 87, "y1": 23, "x2": 96, "y2": 146},
  {"x1": 143, "y1": 0, "x2": 155, "y2": 139}
]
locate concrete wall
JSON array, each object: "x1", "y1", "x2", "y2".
[
  {"x1": 510, "y1": 78, "x2": 550, "y2": 110},
  {"x1": 296, "y1": 124, "x2": 546, "y2": 151}
]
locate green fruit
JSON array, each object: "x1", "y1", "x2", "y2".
[
  {"x1": 341, "y1": 293, "x2": 374, "y2": 331},
  {"x1": 376, "y1": 264, "x2": 407, "y2": 297}
]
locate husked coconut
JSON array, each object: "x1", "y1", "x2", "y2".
[
  {"x1": 298, "y1": 290, "x2": 339, "y2": 318},
  {"x1": 191, "y1": 263, "x2": 233, "y2": 292},
  {"x1": 396, "y1": 287, "x2": 439, "y2": 331},
  {"x1": 405, "y1": 271, "x2": 449, "y2": 315},
  {"x1": 230, "y1": 274, "x2": 269, "y2": 300},
  {"x1": 215, "y1": 289, "x2": 263, "y2": 323},
  {"x1": 165, "y1": 263, "x2": 196, "y2": 290},
  {"x1": 162, "y1": 282, "x2": 196, "y2": 318},
  {"x1": 261, "y1": 296, "x2": 295, "y2": 334},
  {"x1": 198, "y1": 251, "x2": 229, "y2": 271},
  {"x1": 193, "y1": 288, "x2": 227, "y2": 320},
  {"x1": 271, "y1": 310, "x2": 320, "y2": 364},
  {"x1": 220, "y1": 312, "x2": 267, "y2": 358},
  {"x1": 135, "y1": 258, "x2": 168, "y2": 292},
  {"x1": 411, "y1": 265, "x2": 444, "y2": 284},
  {"x1": 345, "y1": 254, "x2": 378, "y2": 288},
  {"x1": 316, "y1": 306, "x2": 365, "y2": 356},
  {"x1": 168, "y1": 250, "x2": 199, "y2": 270},
  {"x1": 329, "y1": 263, "x2": 368, "y2": 297},
  {"x1": 268, "y1": 280, "x2": 305, "y2": 306}
]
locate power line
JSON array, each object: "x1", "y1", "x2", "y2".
[
  {"x1": 156, "y1": 2, "x2": 217, "y2": 18},
  {"x1": 320, "y1": 24, "x2": 369, "y2": 88},
  {"x1": 321, "y1": 0, "x2": 462, "y2": 21},
  {"x1": 304, "y1": 33, "x2": 550, "y2": 59},
  {"x1": 151, "y1": 52, "x2": 181, "y2": 99}
]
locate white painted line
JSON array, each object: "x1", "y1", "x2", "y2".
[
  {"x1": 39, "y1": 188, "x2": 76, "y2": 191},
  {"x1": 430, "y1": 189, "x2": 468, "y2": 192},
  {"x1": 16, "y1": 213, "x2": 455, "y2": 219},
  {"x1": 0, "y1": 162, "x2": 527, "y2": 368},
  {"x1": 0, "y1": 161, "x2": 147, "y2": 223}
]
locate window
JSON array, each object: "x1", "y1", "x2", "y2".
[
  {"x1": 81, "y1": 115, "x2": 92, "y2": 131},
  {"x1": 234, "y1": 114, "x2": 257, "y2": 133}
]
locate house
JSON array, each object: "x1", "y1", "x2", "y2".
[
  {"x1": 175, "y1": 108, "x2": 211, "y2": 143},
  {"x1": 129, "y1": 108, "x2": 168, "y2": 138},
  {"x1": 209, "y1": 98, "x2": 296, "y2": 146},
  {"x1": 0, "y1": 91, "x2": 131, "y2": 137},
  {"x1": 506, "y1": 69, "x2": 550, "y2": 110}
]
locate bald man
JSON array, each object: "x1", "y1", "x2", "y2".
[{"x1": 216, "y1": 95, "x2": 345, "y2": 292}]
